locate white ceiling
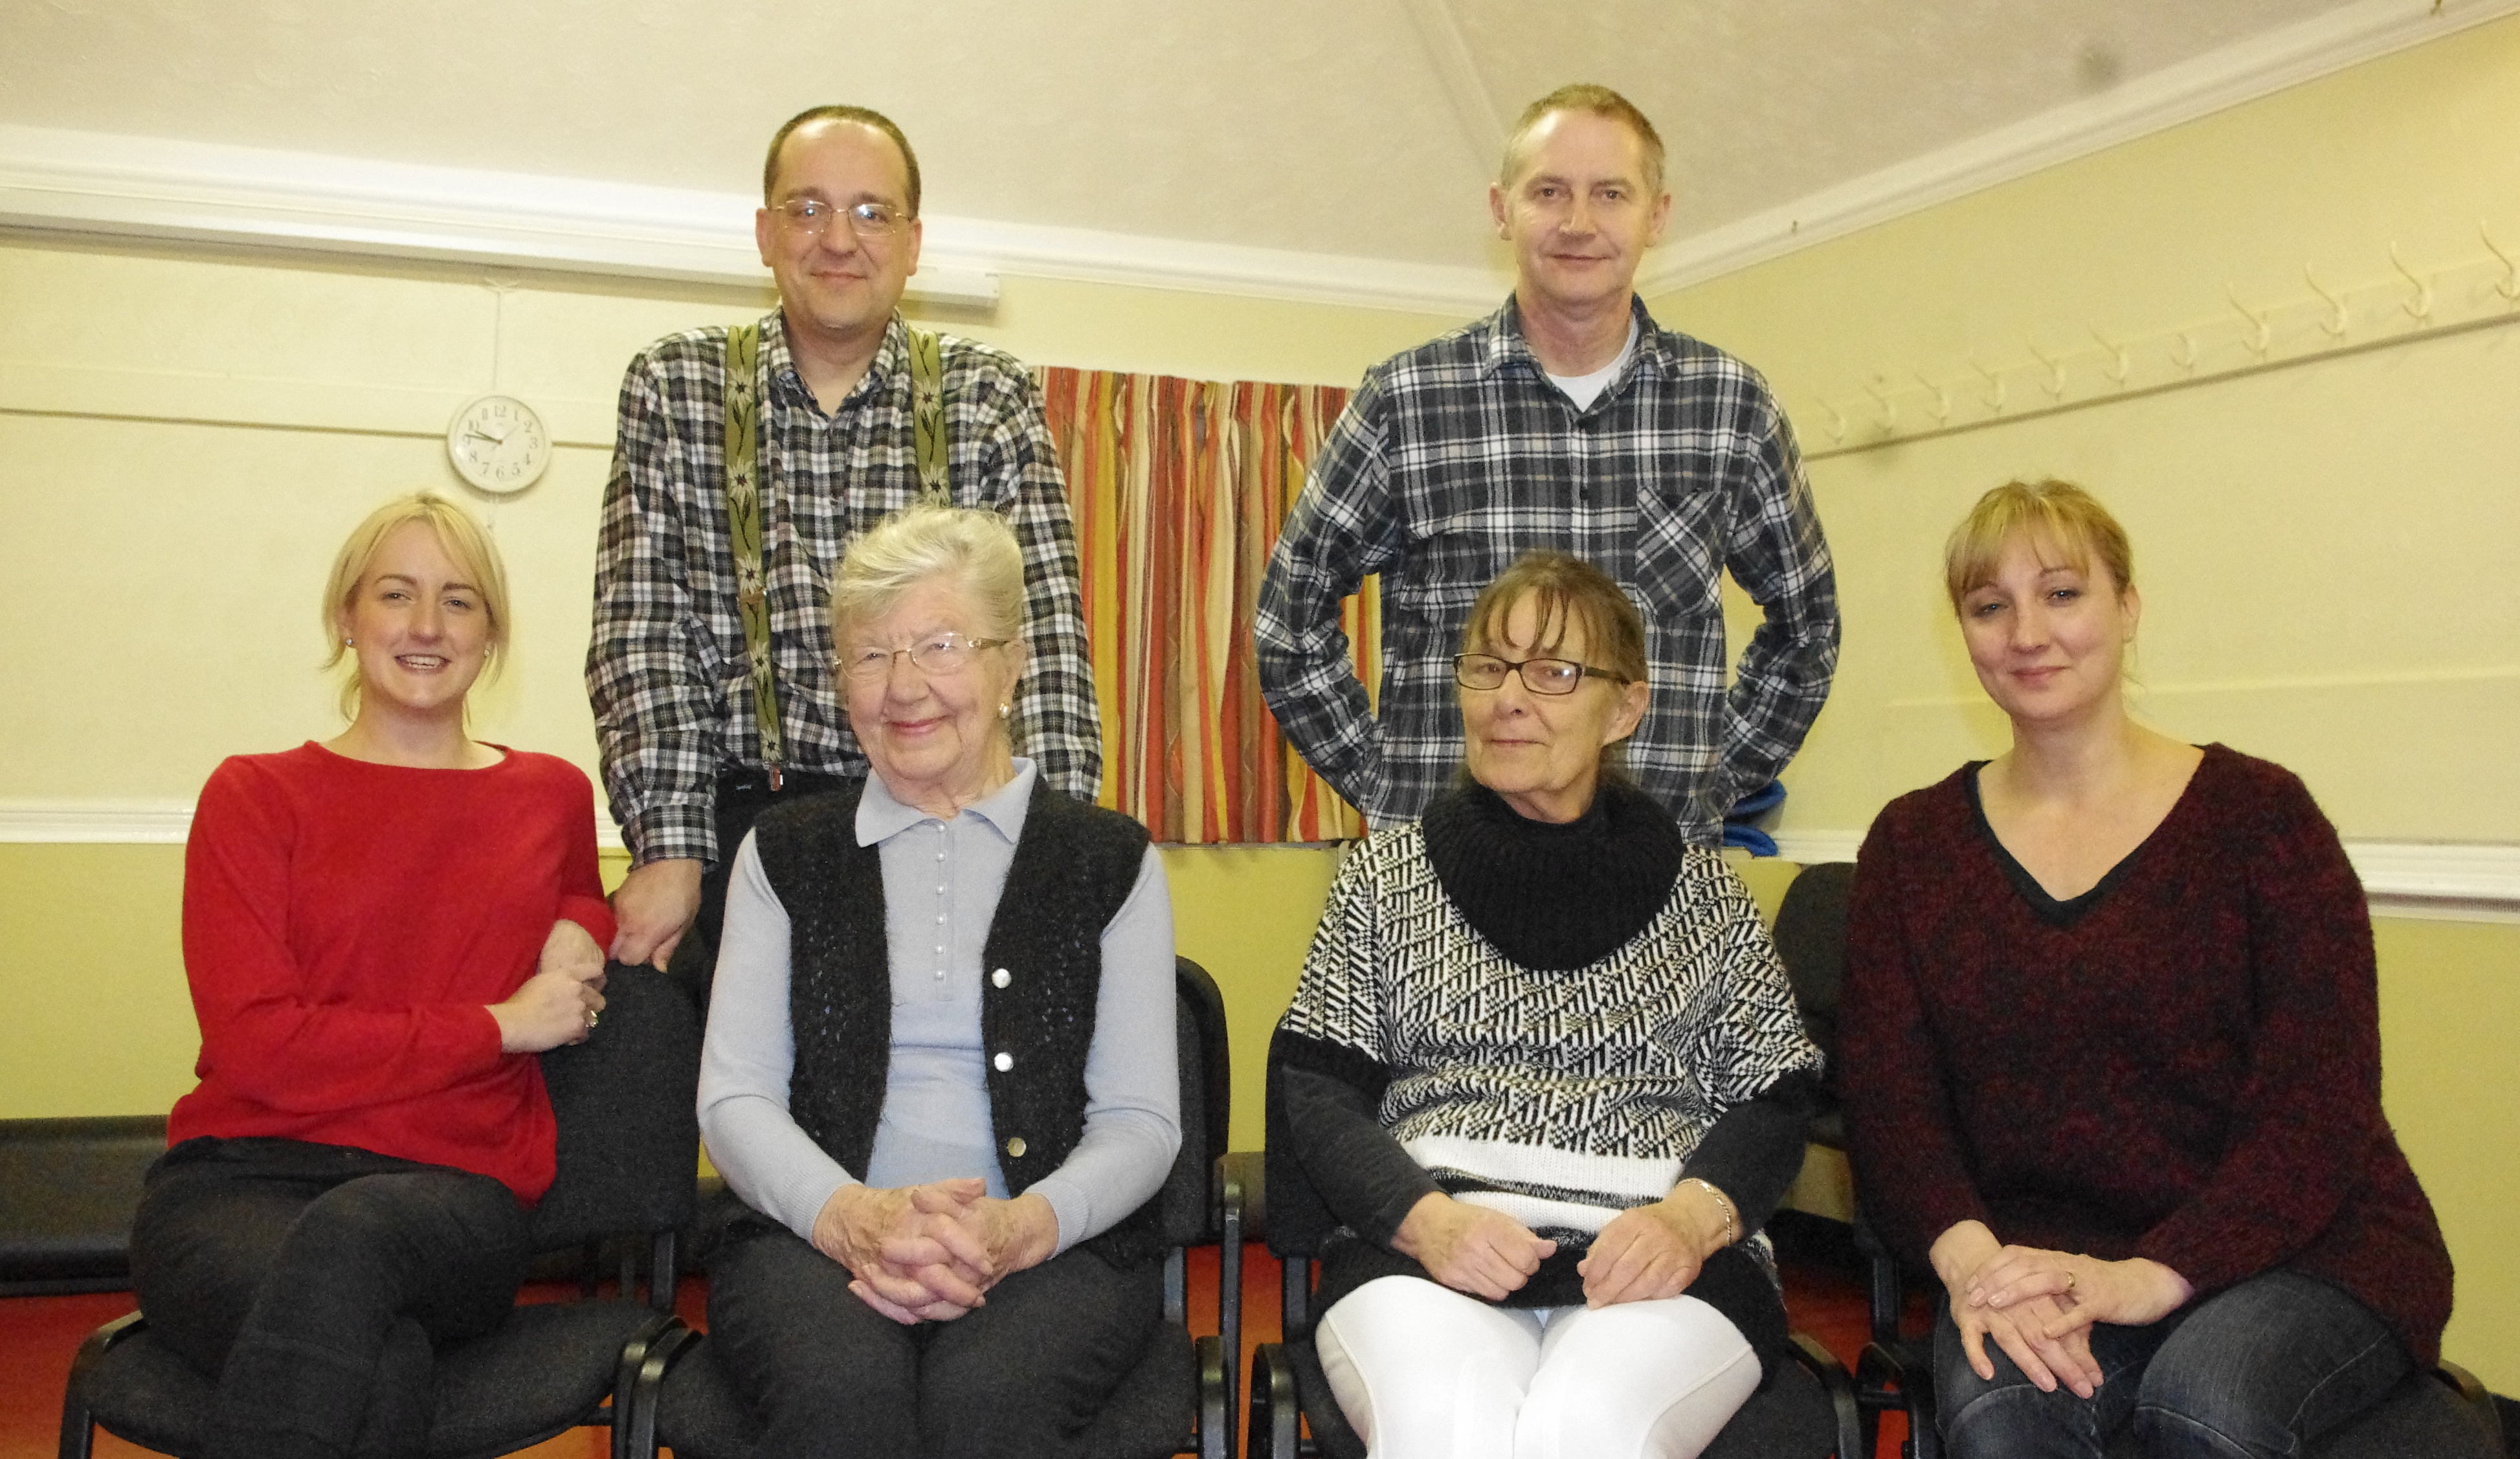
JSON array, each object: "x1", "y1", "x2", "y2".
[{"x1": 0, "y1": 0, "x2": 2499, "y2": 302}]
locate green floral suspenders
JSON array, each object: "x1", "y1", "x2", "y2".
[{"x1": 723, "y1": 322, "x2": 952, "y2": 790}]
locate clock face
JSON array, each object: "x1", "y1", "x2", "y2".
[{"x1": 447, "y1": 394, "x2": 552, "y2": 495}]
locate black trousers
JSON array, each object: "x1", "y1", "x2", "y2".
[
  {"x1": 708, "y1": 1222, "x2": 1163, "y2": 1459},
  {"x1": 129, "y1": 1137, "x2": 532, "y2": 1459}
]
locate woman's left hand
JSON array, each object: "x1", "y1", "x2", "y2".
[
  {"x1": 539, "y1": 919, "x2": 608, "y2": 985},
  {"x1": 1967, "y1": 1247, "x2": 2192, "y2": 1337},
  {"x1": 1578, "y1": 1185, "x2": 1731, "y2": 1308}
]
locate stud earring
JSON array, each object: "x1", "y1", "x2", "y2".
[
  {"x1": 343, "y1": 637, "x2": 353, "y2": 647},
  {"x1": 999, "y1": 703, "x2": 1012, "y2": 720}
]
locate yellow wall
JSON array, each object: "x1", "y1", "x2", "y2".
[{"x1": 1656, "y1": 13, "x2": 2520, "y2": 842}]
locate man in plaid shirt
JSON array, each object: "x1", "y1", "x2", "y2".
[
  {"x1": 588, "y1": 106, "x2": 1100, "y2": 970},
  {"x1": 1257, "y1": 85, "x2": 1837, "y2": 842}
]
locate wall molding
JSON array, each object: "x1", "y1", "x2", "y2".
[
  {"x1": 8, "y1": 800, "x2": 2513, "y2": 919},
  {"x1": 0, "y1": 124, "x2": 1503, "y2": 318},
  {"x1": 1770, "y1": 830, "x2": 2520, "y2": 923},
  {"x1": 5, "y1": 0, "x2": 2513, "y2": 320},
  {"x1": 1637, "y1": 0, "x2": 2520, "y2": 298}
]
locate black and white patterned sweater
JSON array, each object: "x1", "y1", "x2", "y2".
[{"x1": 1272, "y1": 779, "x2": 1823, "y2": 1310}]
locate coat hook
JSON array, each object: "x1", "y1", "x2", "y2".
[
  {"x1": 1970, "y1": 356, "x2": 2007, "y2": 413},
  {"x1": 2087, "y1": 327, "x2": 2131, "y2": 384},
  {"x1": 2170, "y1": 331, "x2": 2200, "y2": 373},
  {"x1": 2388, "y1": 244, "x2": 2433, "y2": 321},
  {"x1": 2303, "y1": 265, "x2": 2350, "y2": 339},
  {"x1": 2482, "y1": 222, "x2": 2520, "y2": 304},
  {"x1": 1863, "y1": 381, "x2": 1897, "y2": 430},
  {"x1": 1913, "y1": 370, "x2": 1952, "y2": 424},
  {"x1": 2026, "y1": 338, "x2": 2068, "y2": 398},
  {"x1": 2224, "y1": 285, "x2": 2272, "y2": 356},
  {"x1": 1821, "y1": 400, "x2": 1847, "y2": 444}
]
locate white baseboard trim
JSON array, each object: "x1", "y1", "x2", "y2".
[
  {"x1": 1766, "y1": 829, "x2": 2520, "y2": 923},
  {"x1": 8, "y1": 799, "x2": 2510, "y2": 919}
]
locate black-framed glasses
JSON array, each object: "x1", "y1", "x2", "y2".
[
  {"x1": 770, "y1": 197, "x2": 908, "y2": 239},
  {"x1": 841, "y1": 632, "x2": 1010, "y2": 681},
  {"x1": 1452, "y1": 652, "x2": 1632, "y2": 695}
]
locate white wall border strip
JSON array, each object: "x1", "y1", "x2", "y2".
[
  {"x1": 8, "y1": 801, "x2": 2511, "y2": 919},
  {"x1": 1637, "y1": 0, "x2": 2520, "y2": 297},
  {"x1": 8, "y1": 0, "x2": 2513, "y2": 320},
  {"x1": 0, "y1": 124, "x2": 1503, "y2": 318}
]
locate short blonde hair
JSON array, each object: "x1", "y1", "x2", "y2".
[
  {"x1": 1501, "y1": 83, "x2": 1667, "y2": 199},
  {"x1": 1944, "y1": 479, "x2": 2135, "y2": 612},
  {"x1": 829, "y1": 504, "x2": 1027, "y2": 646},
  {"x1": 322, "y1": 493, "x2": 510, "y2": 717}
]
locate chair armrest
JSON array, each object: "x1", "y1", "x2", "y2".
[
  {"x1": 1786, "y1": 1331, "x2": 1864, "y2": 1459},
  {"x1": 1249, "y1": 1342, "x2": 1302, "y2": 1459},
  {"x1": 616, "y1": 1317, "x2": 698, "y2": 1459},
  {"x1": 1218, "y1": 1150, "x2": 1266, "y2": 1242},
  {"x1": 1196, "y1": 1333, "x2": 1229, "y2": 1459},
  {"x1": 2435, "y1": 1360, "x2": 2503, "y2": 1447}
]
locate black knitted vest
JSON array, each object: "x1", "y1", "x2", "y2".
[{"x1": 750, "y1": 775, "x2": 1162, "y2": 1266}]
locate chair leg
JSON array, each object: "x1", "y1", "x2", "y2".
[
  {"x1": 58, "y1": 1313, "x2": 144, "y2": 1459},
  {"x1": 1788, "y1": 1331, "x2": 1864, "y2": 1459}
]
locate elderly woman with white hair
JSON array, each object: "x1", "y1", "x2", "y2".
[{"x1": 696, "y1": 503, "x2": 1180, "y2": 1458}]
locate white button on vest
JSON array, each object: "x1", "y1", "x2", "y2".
[
  {"x1": 1005, "y1": 1136, "x2": 1027, "y2": 1157},
  {"x1": 991, "y1": 968, "x2": 1012, "y2": 988},
  {"x1": 992, "y1": 1052, "x2": 1014, "y2": 1072}
]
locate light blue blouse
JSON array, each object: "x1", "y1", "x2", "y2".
[{"x1": 697, "y1": 759, "x2": 1181, "y2": 1255}]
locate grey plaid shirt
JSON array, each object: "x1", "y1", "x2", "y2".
[
  {"x1": 1255, "y1": 296, "x2": 1837, "y2": 843},
  {"x1": 588, "y1": 311, "x2": 1100, "y2": 866}
]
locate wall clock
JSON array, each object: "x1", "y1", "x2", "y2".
[{"x1": 446, "y1": 393, "x2": 552, "y2": 494}]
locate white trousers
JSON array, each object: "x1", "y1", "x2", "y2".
[{"x1": 1314, "y1": 1275, "x2": 1763, "y2": 1459}]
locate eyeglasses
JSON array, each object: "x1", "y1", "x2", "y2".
[
  {"x1": 770, "y1": 197, "x2": 908, "y2": 239},
  {"x1": 1451, "y1": 652, "x2": 1633, "y2": 695},
  {"x1": 841, "y1": 632, "x2": 1009, "y2": 682}
]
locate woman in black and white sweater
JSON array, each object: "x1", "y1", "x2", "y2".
[{"x1": 1271, "y1": 550, "x2": 1823, "y2": 1459}]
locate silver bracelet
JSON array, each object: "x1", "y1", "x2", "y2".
[{"x1": 1680, "y1": 1177, "x2": 1739, "y2": 1247}]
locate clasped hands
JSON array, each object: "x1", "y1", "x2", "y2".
[
  {"x1": 1394, "y1": 1182, "x2": 1734, "y2": 1308},
  {"x1": 812, "y1": 1179, "x2": 1060, "y2": 1325},
  {"x1": 1931, "y1": 1220, "x2": 2194, "y2": 1399}
]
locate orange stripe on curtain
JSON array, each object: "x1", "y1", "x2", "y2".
[{"x1": 1036, "y1": 366, "x2": 1379, "y2": 845}]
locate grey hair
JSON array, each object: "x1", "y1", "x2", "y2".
[{"x1": 827, "y1": 503, "x2": 1027, "y2": 645}]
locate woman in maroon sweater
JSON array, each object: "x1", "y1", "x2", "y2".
[
  {"x1": 1840, "y1": 480, "x2": 2459, "y2": 1459},
  {"x1": 130, "y1": 493, "x2": 615, "y2": 1459}
]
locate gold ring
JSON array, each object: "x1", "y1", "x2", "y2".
[
  {"x1": 2064, "y1": 1271, "x2": 2077, "y2": 1291},
  {"x1": 586, "y1": 1009, "x2": 600, "y2": 1030}
]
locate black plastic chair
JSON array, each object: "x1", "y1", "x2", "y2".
[
  {"x1": 626, "y1": 954, "x2": 1238, "y2": 1459},
  {"x1": 1776, "y1": 860, "x2": 2507, "y2": 1459},
  {"x1": 56, "y1": 961, "x2": 703, "y2": 1459},
  {"x1": 1238, "y1": 1062, "x2": 1863, "y2": 1458}
]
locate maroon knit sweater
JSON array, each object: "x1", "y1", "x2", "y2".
[{"x1": 1840, "y1": 744, "x2": 2453, "y2": 1366}]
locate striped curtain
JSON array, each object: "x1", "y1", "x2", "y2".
[{"x1": 1037, "y1": 368, "x2": 1381, "y2": 845}]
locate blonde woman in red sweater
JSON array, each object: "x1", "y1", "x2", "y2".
[
  {"x1": 129, "y1": 493, "x2": 614, "y2": 1459},
  {"x1": 1841, "y1": 480, "x2": 2463, "y2": 1459}
]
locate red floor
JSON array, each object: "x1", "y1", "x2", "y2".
[{"x1": 6, "y1": 1244, "x2": 1906, "y2": 1458}]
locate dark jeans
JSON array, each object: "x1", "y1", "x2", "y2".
[
  {"x1": 129, "y1": 1137, "x2": 531, "y2": 1459},
  {"x1": 1934, "y1": 1269, "x2": 2412, "y2": 1458},
  {"x1": 708, "y1": 1222, "x2": 1162, "y2": 1459}
]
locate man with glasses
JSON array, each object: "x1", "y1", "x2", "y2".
[
  {"x1": 588, "y1": 105, "x2": 1098, "y2": 976},
  {"x1": 1257, "y1": 83, "x2": 1839, "y2": 843}
]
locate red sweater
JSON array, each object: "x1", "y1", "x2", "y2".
[
  {"x1": 1841, "y1": 745, "x2": 2453, "y2": 1366},
  {"x1": 170, "y1": 743, "x2": 617, "y2": 1204}
]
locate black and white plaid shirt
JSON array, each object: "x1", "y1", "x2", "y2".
[
  {"x1": 1255, "y1": 296, "x2": 1838, "y2": 843},
  {"x1": 588, "y1": 311, "x2": 1100, "y2": 866}
]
